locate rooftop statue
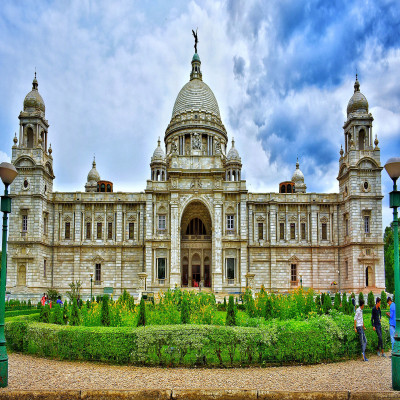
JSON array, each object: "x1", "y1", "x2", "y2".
[{"x1": 192, "y1": 28, "x2": 198, "y2": 53}]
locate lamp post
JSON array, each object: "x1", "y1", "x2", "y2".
[
  {"x1": 384, "y1": 157, "x2": 400, "y2": 390},
  {"x1": 90, "y1": 273, "x2": 93, "y2": 301},
  {"x1": 0, "y1": 162, "x2": 18, "y2": 388}
]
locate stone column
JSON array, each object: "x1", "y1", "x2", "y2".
[
  {"x1": 240, "y1": 196, "x2": 248, "y2": 289},
  {"x1": 169, "y1": 195, "x2": 180, "y2": 287},
  {"x1": 213, "y1": 200, "x2": 223, "y2": 292},
  {"x1": 145, "y1": 194, "x2": 153, "y2": 290}
]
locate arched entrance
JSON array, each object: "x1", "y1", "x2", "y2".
[
  {"x1": 366, "y1": 266, "x2": 374, "y2": 287},
  {"x1": 181, "y1": 201, "x2": 212, "y2": 288}
]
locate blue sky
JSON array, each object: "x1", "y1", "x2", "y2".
[{"x1": 0, "y1": 0, "x2": 399, "y2": 228}]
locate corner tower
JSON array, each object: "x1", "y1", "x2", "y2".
[{"x1": 337, "y1": 75, "x2": 384, "y2": 292}]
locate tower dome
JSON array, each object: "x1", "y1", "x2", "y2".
[
  {"x1": 87, "y1": 158, "x2": 100, "y2": 183},
  {"x1": 151, "y1": 138, "x2": 166, "y2": 162},
  {"x1": 23, "y1": 73, "x2": 45, "y2": 114},
  {"x1": 291, "y1": 158, "x2": 306, "y2": 193},
  {"x1": 347, "y1": 75, "x2": 368, "y2": 118},
  {"x1": 226, "y1": 138, "x2": 241, "y2": 162}
]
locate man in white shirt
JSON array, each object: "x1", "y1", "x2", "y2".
[{"x1": 354, "y1": 299, "x2": 368, "y2": 361}]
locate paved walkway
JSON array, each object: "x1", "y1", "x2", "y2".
[{"x1": 0, "y1": 352, "x2": 395, "y2": 392}]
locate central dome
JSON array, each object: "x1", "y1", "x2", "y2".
[{"x1": 172, "y1": 77, "x2": 220, "y2": 118}]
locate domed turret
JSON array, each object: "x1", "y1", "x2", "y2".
[
  {"x1": 85, "y1": 157, "x2": 100, "y2": 192},
  {"x1": 226, "y1": 138, "x2": 242, "y2": 181},
  {"x1": 227, "y1": 138, "x2": 241, "y2": 162},
  {"x1": 150, "y1": 138, "x2": 167, "y2": 181},
  {"x1": 291, "y1": 158, "x2": 306, "y2": 193},
  {"x1": 347, "y1": 75, "x2": 368, "y2": 118},
  {"x1": 151, "y1": 138, "x2": 166, "y2": 162},
  {"x1": 23, "y1": 73, "x2": 45, "y2": 114}
]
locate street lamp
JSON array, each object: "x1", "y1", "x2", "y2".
[
  {"x1": 90, "y1": 273, "x2": 93, "y2": 301},
  {"x1": 0, "y1": 162, "x2": 18, "y2": 388},
  {"x1": 384, "y1": 157, "x2": 400, "y2": 391}
]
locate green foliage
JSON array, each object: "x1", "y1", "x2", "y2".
[
  {"x1": 225, "y1": 295, "x2": 236, "y2": 326},
  {"x1": 63, "y1": 301, "x2": 69, "y2": 324},
  {"x1": 117, "y1": 289, "x2": 135, "y2": 311},
  {"x1": 322, "y1": 294, "x2": 332, "y2": 314},
  {"x1": 47, "y1": 288, "x2": 61, "y2": 302},
  {"x1": 5, "y1": 313, "x2": 390, "y2": 367},
  {"x1": 70, "y1": 298, "x2": 81, "y2": 326},
  {"x1": 334, "y1": 293, "x2": 341, "y2": 310},
  {"x1": 181, "y1": 294, "x2": 190, "y2": 324},
  {"x1": 367, "y1": 291, "x2": 375, "y2": 308},
  {"x1": 5, "y1": 309, "x2": 39, "y2": 318},
  {"x1": 223, "y1": 297, "x2": 227, "y2": 310},
  {"x1": 137, "y1": 298, "x2": 146, "y2": 327},
  {"x1": 66, "y1": 281, "x2": 82, "y2": 302},
  {"x1": 39, "y1": 304, "x2": 51, "y2": 323},
  {"x1": 384, "y1": 224, "x2": 398, "y2": 294},
  {"x1": 101, "y1": 295, "x2": 111, "y2": 327},
  {"x1": 52, "y1": 304, "x2": 64, "y2": 325},
  {"x1": 381, "y1": 291, "x2": 387, "y2": 309},
  {"x1": 358, "y1": 292, "x2": 364, "y2": 306},
  {"x1": 28, "y1": 299, "x2": 32, "y2": 308}
]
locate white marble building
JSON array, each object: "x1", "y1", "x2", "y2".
[{"x1": 7, "y1": 54, "x2": 384, "y2": 299}]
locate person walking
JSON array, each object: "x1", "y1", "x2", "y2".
[
  {"x1": 354, "y1": 299, "x2": 368, "y2": 361},
  {"x1": 371, "y1": 297, "x2": 386, "y2": 357},
  {"x1": 386, "y1": 296, "x2": 396, "y2": 353}
]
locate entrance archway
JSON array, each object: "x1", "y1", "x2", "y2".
[
  {"x1": 180, "y1": 201, "x2": 212, "y2": 288},
  {"x1": 366, "y1": 266, "x2": 374, "y2": 287}
]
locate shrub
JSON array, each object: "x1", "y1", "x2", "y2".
[
  {"x1": 358, "y1": 292, "x2": 364, "y2": 306},
  {"x1": 63, "y1": 301, "x2": 69, "y2": 324},
  {"x1": 101, "y1": 295, "x2": 111, "y2": 327},
  {"x1": 225, "y1": 295, "x2": 236, "y2": 326},
  {"x1": 367, "y1": 291, "x2": 375, "y2": 308},
  {"x1": 39, "y1": 304, "x2": 50, "y2": 323},
  {"x1": 381, "y1": 291, "x2": 387, "y2": 309},
  {"x1": 70, "y1": 299, "x2": 81, "y2": 326},
  {"x1": 66, "y1": 281, "x2": 82, "y2": 302},
  {"x1": 52, "y1": 304, "x2": 64, "y2": 325},
  {"x1": 334, "y1": 293, "x2": 341, "y2": 310},
  {"x1": 47, "y1": 288, "x2": 61, "y2": 302},
  {"x1": 137, "y1": 298, "x2": 146, "y2": 327},
  {"x1": 322, "y1": 294, "x2": 332, "y2": 314},
  {"x1": 181, "y1": 295, "x2": 190, "y2": 324}
]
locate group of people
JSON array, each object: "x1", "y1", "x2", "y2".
[
  {"x1": 354, "y1": 296, "x2": 396, "y2": 361},
  {"x1": 40, "y1": 293, "x2": 64, "y2": 308}
]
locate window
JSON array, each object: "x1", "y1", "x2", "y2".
[
  {"x1": 227, "y1": 215, "x2": 234, "y2": 231},
  {"x1": 65, "y1": 222, "x2": 71, "y2": 239},
  {"x1": 258, "y1": 223, "x2": 263, "y2": 240},
  {"x1": 291, "y1": 264, "x2": 297, "y2": 282},
  {"x1": 95, "y1": 263, "x2": 101, "y2": 283},
  {"x1": 97, "y1": 222, "x2": 102, "y2": 239},
  {"x1": 22, "y1": 215, "x2": 28, "y2": 232},
  {"x1": 158, "y1": 215, "x2": 166, "y2": 230},
  {"x1": 321, "y1": 223, "x2": 327, "y2": 240},
  {"x1": 44, "y1": 260, "x2": 46, "y2": 278},
  {"x1": 186, "y1": 218, "x2": 206, "y2": 235},
  {"x1": 43, "y1": 216, "x2": 48, "y2": 236},
  {"x1": 226, "y1": 258, "x2": 235, "y2": 280},
  {"x1": 345, "y1": 218, "x2": 349, "y2": 236},
  {"x1": 108, "y1": 222, "x2": 113, "y2": 239},
  {"x1": 364, "y1": 216, "x2": 370, "y2": 234},
  {"x1": 279, "y1": 223, "x2": 285, "y2": 240},
  {"x1": 290, "y1": 223, "x2": 295, "y2": 240},
  {"x1": 157, "y1": 258, "x2": 166, "y2": 280},
  {"x1": 129, "y1": 222, "x2": 134, "y2": 239},
  {"x1": 86, "y1": 222, "x2": 91, "y2": 239},
  {"x1": 301, "y1": 223, "x2": 306, "y2": 240}
]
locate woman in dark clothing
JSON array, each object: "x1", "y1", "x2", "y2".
[{"x1": 371, "y1": 297, "x2": 385, "y2": 357}]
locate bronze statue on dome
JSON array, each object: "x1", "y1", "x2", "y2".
[{"x1": 192, "y1": 28, "x2": 198, "y2": 53}]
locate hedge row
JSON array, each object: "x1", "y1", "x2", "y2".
[
  {"x1": 5, "y1": 309, "x2": 40, "y2": 318},
  {"x1": 5, "y1": 313, "x2": 390, "y2": 367}
]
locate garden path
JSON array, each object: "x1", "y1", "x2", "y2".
[{"x1": 1, "y1": 352, "x2": 394, "y2": 392}]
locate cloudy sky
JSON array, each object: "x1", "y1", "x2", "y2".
[{"x1": 0, "y1": 0, "x2": 399, "y2": 228}]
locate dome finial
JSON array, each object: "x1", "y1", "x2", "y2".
[
  {"x1": 32, "y1": 69, "x2": 38, "y2": 90},
  {"x1": 232, "y1": 137, "x2": 235, "y2": 147},
  {"x1": 354, "y1": 74, "x2": 360, "y2": 93},
  {"x1": 296, "y1": 156, "x2": 299, "y2": 169},
  {"x1": 93, "y1": 155, "x2": 96, "y2": 168},
  {"x1": 157, "y1": 137, "x2": 161, "y2": 147}
]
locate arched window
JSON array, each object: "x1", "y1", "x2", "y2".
[
  {"x1": 359, "y1": 129, "x2": 365, "y2": 150},
  {"x1": 287, "y1": 184, "x2": 292, "y2": 193},
  {"x1": 101, "y1": 183, "x2": 105, "y2": 192},
  {"x1": 186, "y1": 218, "x2": 206, "y2": 235},
  {"x1": 27, "y1": 128, "x2": 34, "y2": 148},
  {"x1": 280, "y1": 185, "x2": 286, "y2": 193},
  {"x1": 107, "y1": 184, "x2": 111, "y2": 192}
]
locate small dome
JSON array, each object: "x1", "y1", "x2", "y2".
[
  {"x1": 23, "y1": 74, "x2": 45, "y2": 113},
  {"x1": 192, "y1": 53, "x2": 200, "y2": 61},
  {"x1": 347, "y1": 75, "x2": 368, "y2": 117},
  {"x1": 151, "y1": 138, "x2": 166, "y2": 162},
  {"x1": 87, "y1": 158, "x2": 100, "y2": 183},
  {"x1": 291, "y1": 159, "x2": 304, "y2": 183},
  {"x1": 227, "y1": 138, "x2": 241, "y2": 162}
]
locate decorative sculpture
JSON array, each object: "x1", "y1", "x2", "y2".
[{"x1": 192, "y1": 28, "x2": 198, "y2": 53}]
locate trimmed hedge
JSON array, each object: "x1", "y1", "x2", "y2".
[
  {"x1": 5, "y1": 312, "x2": 390, "y2": 367},
  {"x1": 5, "y1": 309, "x2": 40, "y2": 318}
]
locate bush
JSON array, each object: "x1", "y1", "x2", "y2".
[
  {"x1": 47, "y1": 288, "x2": 61, "y2": 302},
  {"x1": 70, "y1": 299, "x2": 81, "y2": 326},
  {"x1": 52, "y1": 304, "x2": 64, "y2": 325},
  {"x1": 101, "y1": 295, "x2": 111, "y2": 327},
  {"x1": 225, "y1": 295, "x2": 236, "y2": 326},
  {"x1": 334, "y1": 293, "x2": 341, "y2": 310},
  {"x1": 39, "y1": 304, "x2": 50, "y2": 323},
  {"x1": 181, "y1": 295, "x2": 190, "y2": 324},
  {"x1": 358, "y1": 292, "x2": 364, "y2": 306},
  {"x1": 66, "y1": 281, "x2": 82, "y2": 302},
  {"x1": 5, "y1": 313, "x2": 390, "y2": 367},
  {"x1": 367, "y1": 291, "x2": 375, "y2": 308},
  {"x1": 137, "y1": 298, "x2": 146, "y2": 327},
  {"x1": 381, "y1": 291, "x2": 387, "y2": 309},
  {"x1": 322, "y1": 294, "x2": 332, "y2": 314}
]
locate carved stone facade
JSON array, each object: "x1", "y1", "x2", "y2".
[{"x1": 7, "y1": 57, "x2": 384, "y2": 300}]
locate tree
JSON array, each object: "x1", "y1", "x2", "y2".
[
  {"x1": 334, "y1": 293, "x2": 341, "y2": 310},
  {"x1": 53, "y1": 304, "x2": 64, "y2": 325},
  {"x1": 225, "y1": 295, "x2": 236, "y2": 326},
  {"x1": 101, "y1": 295, "x2": 110, "y2": 326},
  {"x1": 322, "y1": 294, "x2": 332, "y2": 314},
  {"x1": 66, "y1": 281, "x2": 82, "y2": 302},
  {"x1": 181, "y1": 294, "x2": 190, "y2": 324},
  {"x1": 137, "y1": 298, "x2": 146, "y2": 327},
  {"x1": 367, "y1": 291, "x2": 375, "y2": 309},
  {"x1": 384, "y1": 224, "x2": 399, "y2": 294},
  {"x1": 39, "y1": 304, "x2": 51, "y2": 323},
  {"x1": 70, "y1": 298, "x2": 81, "y2": 326},
  {"x1": 381, "y1": 291, "x2": 387, "y2": 309},
  {"x1": 358, "y1": 292, "x2": 364, "y2": 306}
]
